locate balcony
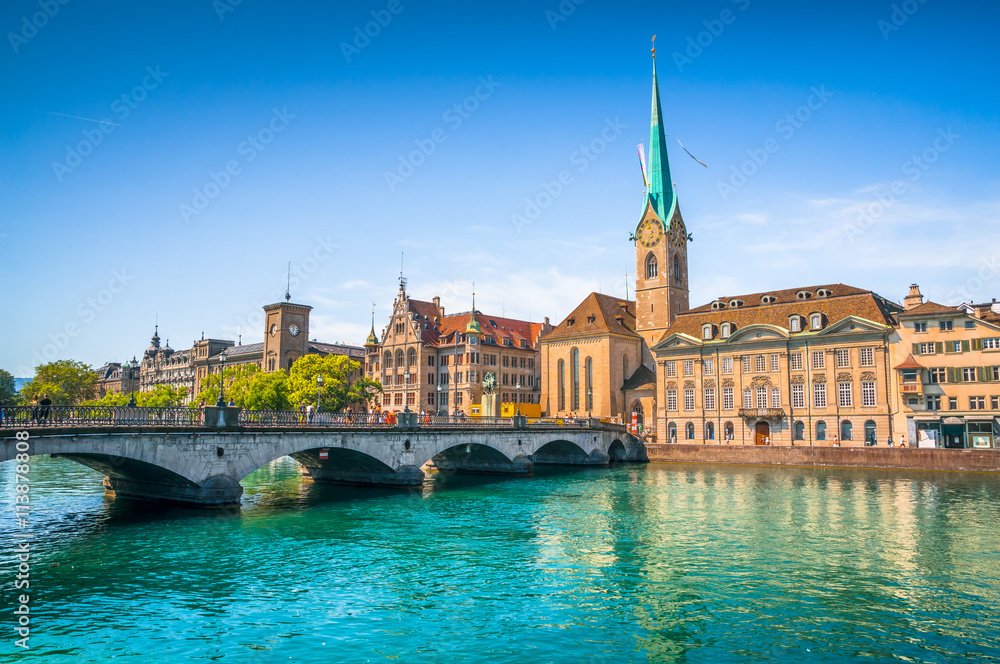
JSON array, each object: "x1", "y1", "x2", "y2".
[
  {"x1": 901, "y1": 383, "x2": 921, "y2": 394},
  {"x1": 738, "y1": 408, "x2": 785, "y2": 421}
]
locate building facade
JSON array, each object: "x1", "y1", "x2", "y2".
[
  {"x1": 365, "y1": 281, "x2": 550, "y2": 415},
  {"x1": 93, "y1": 362, "x2": 139, "y2": 400},
  {"x1": 651, "y1": 285, "x2": 901, "y2": 446},
  {"x1": 891, "y1": 284, "x2": 1000, "y2": 448}
]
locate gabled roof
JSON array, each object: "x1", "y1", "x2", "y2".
[
  {"x1": 894, "y1": 354, "x2": 924, "y2": 370},
  {"x1": 622, "y1": 364, "x2": 656, "y2": 391},
  {"x1": 395, "y1": 297, "x2": 543, "y2": 349},
  {"x1": 541, "y1": 293, "x2": 639, "y2": 342},
  {"x1": 657, "y1": 283, "x2": 899, "y2": 345},
  {"x1": 897, "y1": 301, "x2": 961, "y2": 318}
]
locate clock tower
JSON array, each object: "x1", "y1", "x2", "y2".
[
  {"x1": 263, "y1": 298, "x2": 312, "y2": 372},
  {"x1": 634, "y1": 44, "x2": 689, "y2": 354}
]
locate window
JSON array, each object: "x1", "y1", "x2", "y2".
[
  {"x1": 811, "y1": 351, "x2": 825, "y2": 369},
  {"x1": 992, "y1": 396, "x2": 999, "y2": 410},
  {"x1": 926, "y1": 395, "x2": 941, "y2": 410},
  {"x1": 743, "y1": 388, "x2": 752, "y2": 409},
  {"x1": 684, "y1": 389, "x2": 695, "y2": 411},
  {"x1": 742, "y1": 356, "x2": 752, "y2": 373},
  {"x1": 725, "y1": 421, "x2": 734, "y2": 440},
  {"x1": 585, "y1": 357, "x2": 593, "y2": 411},
  {"x1": 939, "y1": 320, "x2": 953, "y2": 331},
  {"x1": 667, "y1": 390, "x2": 677, "y2": 411},
  {"x1": 770, "y1": 354, "x2": 780, "y2": 372},
  {"x1": 970, "y1": 396, "x2": 986, "y2": 410},
  {"x1": 704, "y1": 388, "x2": 716, "y2": 410},
  {"x1": 948, "y1": 397, "x2": 958, "y2": 410},
  {"x1": 951, "y1": 341, "x2": 962, "y2": 353},
  {"x1": 794, "y1": 421, "x2": 805, "y2": 440},
  {"x1": 645, "y1": 253, "x2": 658, "y2": 279},
  {"x1": 722, "y1": 357, "x2": 733, "y2": 374},
  {"x1": 984, "y1": 338, "x2": 1000, "y2": 350},
  {"x1": 665, "y1": 361, "x2": 676, "y2": 378},
  {"x1": 811, "y1": 314, "x2": 823, "y2": 330},
  {"x1": 790, "y1": 316, "x2": 801, "y2": 332},
  {"x1": 683, "y1": 360, "x2": 694, "y2": 377},
  {"x1": 991, "y1": 367, "x2": 1000, "y2": 381},
  {"x1": 721, "y1": 323, "x2": 731, "y2": 338},
  {"x1": 838, "y1": 381, "x2": 853, "y2": 407},
  {"x1": 754, "y1": 355, "x2": 766, "y2": 372},
  {"x1": 792, "y1": 384, "x2": 805, "y2": 409},
  {"x1": 771, "y1": 388, "x2": 781, "y2": 408},
  {"x1": 706, "y1": 422, "x2": 715, "y2": 440},
  {"x1": 914, "y1": 322, "x2": 927, "y2": 333},
  {"x1": 685, "y1": 422, "x2": 695, "y2": 439},
  {"x1": 841, "y1": 420, "x2": 853, "y2": 441},
  {"x1": 790, "y1": 353, "x2": 803, "y2": 371},
  {"x1": 704, "y1": 358, "x2": 715, "y2": 375},
  {"x1": 723, "y1": 387, "x2": 734, "y2": 410},
  {"x1": 835, "y1": 349, "x2": 850, "y2": 368},
  {"x1": 814, "y1": 383, "x2": 827, "y2": 408},
  {"x1": 674, "y1": 255, "x2": 681, "y2": 281},
  {"x1": 859, "y1": 347, "x2": 874, "y2": 367},
  {"x1": 918, "y1": 342, "x2": 935, "y2": 355},
  {"x1": 668, "y1": 422, "x2": 677, "y2": 441},
  {"x1": 962, "y1": 367, "x2": 976, "y2": 382},
  {"x1": 571, "y1": 348, "x2": 580, "y2": 410},
  {"x1": 702, "y1": 325, "x2": 713, "y2": 340},
  {"x1": 862, "y1": 382, "x2": 876, "y2": 407},
  {"x1": 557, "y1": 359, "x2": 565, "y2": 411},
  {"x1": 816, "y1": 421, "x2": 827, "y2": 440},
  {"x1": 965, "y1": 320, "x2": 976, "y2": 329},
  {"x1": 756, "y1": 386, "x2": 768, "y2": 409}
]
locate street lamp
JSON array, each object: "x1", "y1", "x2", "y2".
[
  {"x1": 317, "y1": 374, "x2": 324, "y2": 412},
  {"x1": 215, "y1": 350, "x2": 228, "y2": 407},
  {"x1": 126, "y1": 356, "x2": 138, "y2": 407},
  {"x1": 516, "y1": 381, "x2": 521, "y2": 417},
  {"x1": 403, "y1": 370, "x2": 410, "y2": 413},
  {"x1": 588, "y1": 386, "x2": 592, "y2": 420}
]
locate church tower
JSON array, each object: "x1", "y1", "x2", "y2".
[
  {"x1": 262, "y1": 296, "x2": 312, "y2": 372},
  {"x1": 634, "y1": 41, "x2": 690, "y2": 354}
]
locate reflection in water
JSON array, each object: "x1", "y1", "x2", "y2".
[{"x1": 1, "y1": 457, "x2": 1000, "y2": 662}]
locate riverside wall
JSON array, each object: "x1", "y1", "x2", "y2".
[{"x1": 645, "y1": 443, "x2": 1000, "y2": 473}]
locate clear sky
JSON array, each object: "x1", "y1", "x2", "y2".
[{"x1": 2, "y1": 0, "x2": 998, "y2": 376}]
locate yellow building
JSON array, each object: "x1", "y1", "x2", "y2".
[
  {"x1": 891, "y1": 285, "x2": 1000, "y2": 448},
  {"x1": 652, "y1": 284, "x2": 900, "y2": 446}
]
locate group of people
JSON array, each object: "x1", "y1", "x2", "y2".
[{"x1": 29, "y1": 394, "x2": 53, "y2": 423}]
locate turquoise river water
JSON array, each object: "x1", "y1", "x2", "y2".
[{"x1": 2, "y1": 456, "x2": 1000, "y2": 663}]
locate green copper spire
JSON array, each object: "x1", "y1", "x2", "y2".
[
  {"x1": 647, "y1": 39, "x2": 674, "y2": 224},
  {"x1": 365, "y1": 305, "x2": 379, "y2": 347},
  {"x1": 465, "y1": 288, "x2": 481, "y2": 334}
]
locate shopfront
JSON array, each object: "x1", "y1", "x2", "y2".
[{"x1": 912, "y1": 416, "x2": 999, "y2": 449}]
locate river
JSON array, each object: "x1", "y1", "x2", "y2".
[{"x1": 2, "y1": 456, "x2": 999, "y2": 663}]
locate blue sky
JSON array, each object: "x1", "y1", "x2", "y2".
[{"x1": 2, "y1": 0, "x2": 998, "y2": 376}]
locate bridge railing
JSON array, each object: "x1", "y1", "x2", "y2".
[
  {"x1": 424, "y1": 415, "x2": 515, "y2": 428},
  {"x1": 0, "y1": 405, "x2": 202, "y2": 428},
  {"x1": 239, "y1": 411, "x2": 395, "y2": 429}
]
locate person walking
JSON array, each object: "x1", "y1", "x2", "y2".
[
  {"x1": 306, "y1": 403, "x2": 315, "y2": 423},
  {"x1": 30, "y1": 394, "x2": 39, "y2": 423},
  {"x1": 39, "y1": 394, "x2": 52, "y2": 424},
  {"x1": 887, "y1": 435, "x2": 894, "y2": 447}
]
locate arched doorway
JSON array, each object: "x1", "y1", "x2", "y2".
[
  {"x1": 755, "y1": 421, "x2": 770, "y2": 445},
  {"x1": 864, "y1": 420, "x2": 877, "y2": 445},
  {"x1": 631, "y1": 401, "x2": 644, "y2": 434}
]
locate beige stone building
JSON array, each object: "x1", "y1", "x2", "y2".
[
  {"x1": 651, "y1": 285, "x2": 901, "y2": 446},
  {"x1": 366, "y1": 280, "x2": 550, "y2": 415},
  {"x1": 891, "y1": 285, "x2": 1000, "y2": 448}
]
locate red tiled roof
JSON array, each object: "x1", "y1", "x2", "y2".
[
  {"x1": 402, "y1": 298, "x2": 542, "y2": 348},
  {"x1": 541, "y1": 293, "x2": 639, "y2": 342},
  {"x1": 894, "y1": 353, "x2": 924, "y2": 370},
  {"x1": 897, "y1": 301, "x2": 960, "y2": 318}
]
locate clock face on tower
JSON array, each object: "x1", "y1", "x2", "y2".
[
  {"x1": 668, "y1": 219, "x2": 687, "y2": 248},
  {"x1": 288, "y1": 324, "x2": 300, "y2": 337},
  {"x1": 636, "y1": 218, "x2": 664, "y2": 248}
]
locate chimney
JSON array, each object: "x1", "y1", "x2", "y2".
[
  {"x1": 903, "y1": 284, "x2": 923, "y2": 311},
  {"x1": 432, "y1": 296, "x2": 444, "y2": 319}
]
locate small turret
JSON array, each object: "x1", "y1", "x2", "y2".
[{"x1": 465, "y1": 290, "x2": 481, "y2": 335}]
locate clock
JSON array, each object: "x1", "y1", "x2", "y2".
[
  {"x1": 668, "y1": 219, "x2": 687, "y2": 248},
  {"x1": 269, "y1": 323, "x2": 277, "y2": 336},
  {"x1": 636, "y1": 218, "x2": 663, "y2": 248},
  {"x1": 288, "y1": 324, "x2": 300, "y2": 336}
]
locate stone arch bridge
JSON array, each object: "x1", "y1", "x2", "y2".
[{"x1": 0, "y1": 407, "x2": 645, "y2": 506}]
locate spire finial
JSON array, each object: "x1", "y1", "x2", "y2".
[
  {"x1": 651, "y1": 34, "x2": 656, "y2": 58},
  {"x1": 285, "y1": 261, "x2": 291, "y2": 302},
  {"x1": 465, "y1": 282, "x2": 481, "y2": 334}
]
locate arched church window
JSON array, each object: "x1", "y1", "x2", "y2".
[
  {"x1": 645, "y1": 253, "x2": 658, "y2": 279},
  {"x1": 673, "y1": 254, "x2": 681, "y2": 281}
]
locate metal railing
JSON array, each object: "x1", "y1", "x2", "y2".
[
  {"x1": 0, "y1": 405, "x2": 202, "y2": 428},
  {"x1": 238, "y1": 410, "x2": 395, "y2": 429}
]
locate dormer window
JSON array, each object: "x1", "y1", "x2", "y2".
[
  {"x1": 729, "y1": 299, "x2": 744, "y2": 308},
  {"x1": 567, "y1": 318, "x2": 575, "y2": 327},
  {"x1": 789, "y1": 316, "x2": 801, "y2": 332},
  {"x1": 711, "y1": 300, "x2": 725, "y2": 310},
  {"x1": 796, "y1": 290, "x2": 813, "y2": 300},
  {"x1": 587, "y1": 315, "x2": 596, "y2": 324},
  {"x1": 721, "y1": 323, "x2": 732, "y2": 338},
  {"x1": 761, "y1": 295, "x2": 777, "y2": 304},
  {"x1": 810, "y1": 313, "x2": 823, "y2": 330},
  {"x1": 816, "y1": 288, "x2": 832, "y2": 298},
  {"x1": 702, "y1": 324, "x2": 714, "y2": 340}
]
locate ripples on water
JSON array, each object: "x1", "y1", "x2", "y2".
[{"x1": 1, "y1": 456, "x2": 999, "y2": 663}]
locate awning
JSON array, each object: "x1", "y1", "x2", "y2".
[
  {"x1": 913, "y1": 416, "x2": 941, "y2": 422},
  {"x1": 943, "y1": 416, "x2": 965, "y2": 425},
  {"x1": 964, "y1": 415, "x2": 997, "y2": 422}
]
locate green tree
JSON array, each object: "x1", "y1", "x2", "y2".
[
  {"x1": 19, "y1": 360, "x2": 97, "y2": 405},
  {"x1": 0, "y1": 370, "x2": 17, "y2": 406},
  {"x1": 137, "y1": 385, "x2": 188, "y2": 407},
  {"x1": 80, "y1": 392, "x2": 129, "y2": 407},
  {"x1": 288, "y1": 354, "x2": 381, "y2": 412},
  {"x1": 193, "y1": 364, "x2": 260, "y2": 407},
  {"x1": 244, "y1": 371, "x2": 292, "y2": 411}
]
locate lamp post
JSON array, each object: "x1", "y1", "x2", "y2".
[
  {"x1": 403, "y1": 369, "x2": 410, "y2": 413},
  {"x1": 126, "y1": 356, "x2": 138, "y2": 407},
  {"x1": 215, "y1": 350, "x2": 228, "y2": 407},
  {"x1": 516, "y1": 381, "x2": 521, "y2": 417},
  {"x1": 317, "y1": 374, "x2": 324, "y2": 412},
  {"x1": 588, "y1": 386, "x2": 592, "y2": 420}
]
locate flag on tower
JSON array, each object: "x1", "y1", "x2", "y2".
[{"x1": 637, "y1": 143, "x2": 649, "y2": 187}]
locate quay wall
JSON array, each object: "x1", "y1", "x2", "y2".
[{"x1": 645, "y1": 444, "x2": 1000, "y2": 473}]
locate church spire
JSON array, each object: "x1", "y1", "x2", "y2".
[
  {"x1": 366, "y1": 303, "x2": 379, "y2": 348},
  {"x1": 647, "y1": 36, "x2": 674, "y2": 224},
  {"x1": 465, "y1": 286, "x2": 481, "y2": 334}
]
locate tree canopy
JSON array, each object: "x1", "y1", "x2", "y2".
[
  {"x1": 0, "y1": 370, "x2": 17, "y2": 406},
  {"x1": 19, "y1": 360, "x2": 97, "y2": 405}
]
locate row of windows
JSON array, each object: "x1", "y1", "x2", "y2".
[
  {"x1": 902, "y1": 366, "x2": 1000, "y2": 384},
  {"x1": 667, "y1": 348, "x2": 877, "y2": 376},
  {"x1": 556, "y1": 349, "x2": 594, "y2": 411},
  {"x1": 666, "y1": 419, "x2": 877, "y2": 442},
  {"x1": 913, "y1": 320, "x2": 986, "y2": 333},
  {"x1": 918, "y1": 395, "x2": 1000, "y2": 410},
  {"x1": 665, "y1": 381, "x2": 878, "y2": 411},
  {"x1": 701, "y1": 314, "x2": 829, "y2": 340},
  {"x1": 914, "y1": 338, "x2": 998, "y2": 354}
]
